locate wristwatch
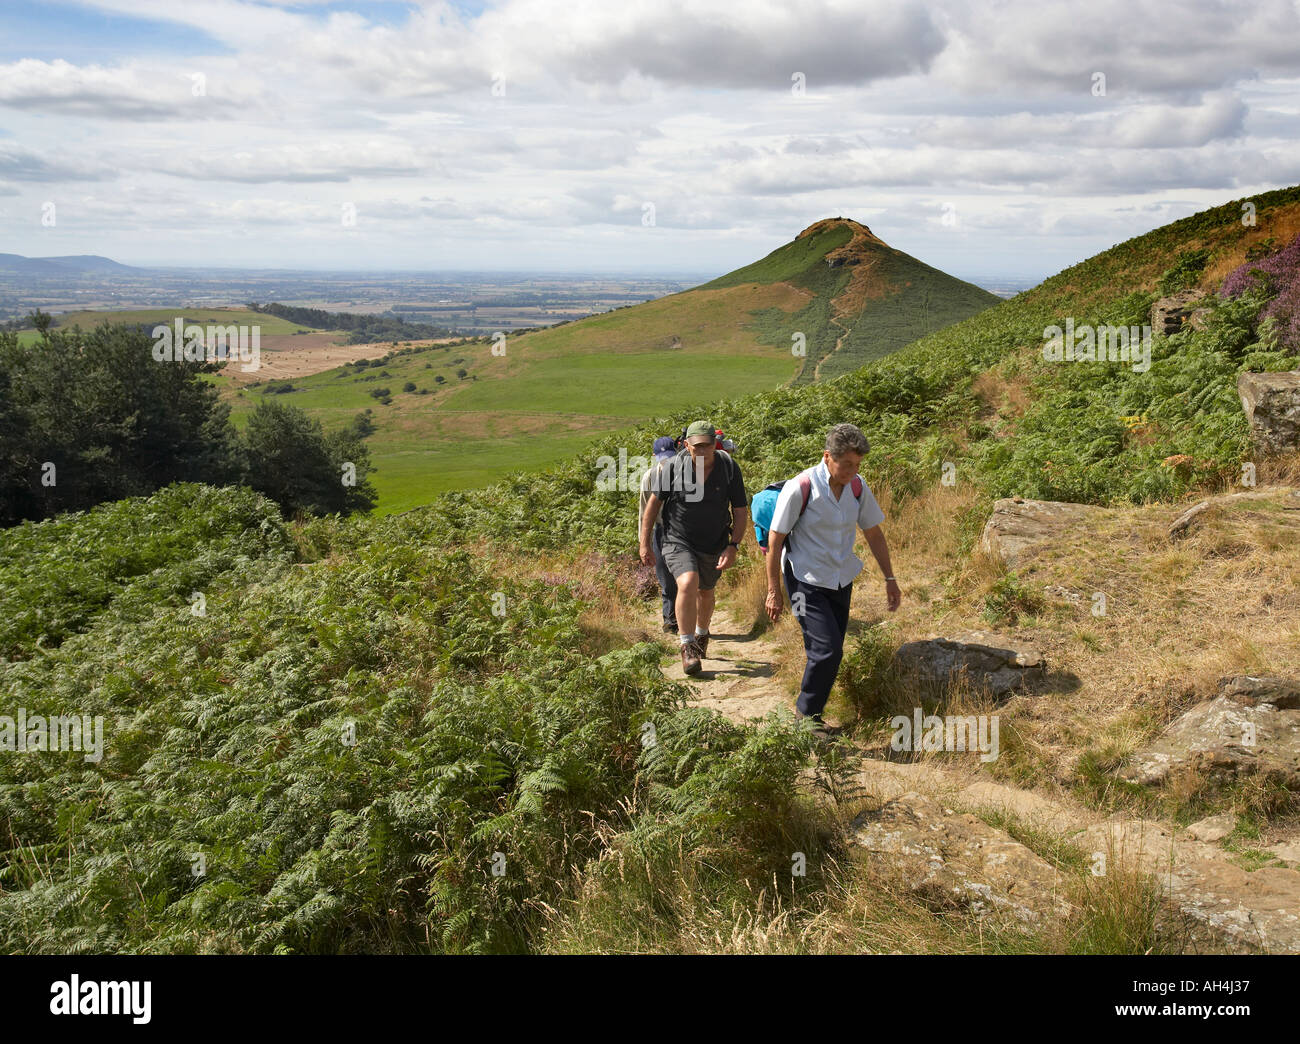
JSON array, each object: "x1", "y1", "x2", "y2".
[{"x1": 728, "y1": 542, "x2": 740, "y2": 549}]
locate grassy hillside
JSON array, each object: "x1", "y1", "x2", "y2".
[
  {"x1": 209, "y1": 218, "x2": 995, "y2": 513},
  {"x1": 5, "y1": 186, "x2": 1300, "y2": 954},
  {"x1": 703, "y1": 218, "x2": 1000, "y2": 382}
]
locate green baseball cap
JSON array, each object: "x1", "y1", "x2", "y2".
[{"x1": 684, "y1": 420, "x2": 715, "y2": 445}]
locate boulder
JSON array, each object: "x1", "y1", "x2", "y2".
[
  {"x1": 1120, "y1": 675, "x2": 1300, "y2": 789},
  {"x1": 1238, "y1": 371, "x2": 1300, "y2": 454},
  {"x1": 893, "y1": 630, "x2": 1046, "y2": 699},
  {"x1": 1219, "y1": 674, "x2": 1300, "y2": 709},
  {"x1": 978, "y1": 497, "x2": 1108, "y2": 569},
  {"x1": 849, "y1": 791, "x2": 1070, "y2": 925}
]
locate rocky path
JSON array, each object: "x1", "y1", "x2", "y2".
[
  {"x1": 656, "y1": 601, "x2": 1300, "y2": 952},
  {"x1": 662, "y1": 608, "x2": 794, "y2": 725}
]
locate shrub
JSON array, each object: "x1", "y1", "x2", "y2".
[
  {"x1": 1158, "y1": 249, "x2": 1209, "y2": 295},
  {"x1": 1221, "y1": 232, "x2": 1300, "y2": 352},
  {"x1": 239, "y1": 400, "x2": 376, "y2": 517}
]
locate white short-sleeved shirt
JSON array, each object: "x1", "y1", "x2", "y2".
[{"x1": 769, "y1": 459, "x2": 885, "y2": 589}]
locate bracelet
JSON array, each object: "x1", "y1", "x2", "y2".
[{"x1": 885, "y1": 576, "x2": 897, "y2": 582}]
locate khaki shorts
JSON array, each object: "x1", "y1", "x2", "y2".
[{"x1": 662, "y1": 541, "x2": 723, "y2": 591}]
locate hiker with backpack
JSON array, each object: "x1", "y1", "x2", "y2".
[
  {"x1": 756, "y1": 423, "x2": 900, "y2": 729},
  {"x1": 639, "y1": 420, "x2": 749, "y2": 676},
  {"x1": 639, "y1": 435, "x2": 684, "y2": 633}
]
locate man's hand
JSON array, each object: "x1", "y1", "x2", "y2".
[
  {"x1": 765, "y1": 587, "x2": 783, "y2": 623},
  {"x1": 716, "y1": 545, "x2": 737, "y2": 570},
  {"x1": 640, "y1": 543, "x2": 655, "y2": 567},
  {"x1": 885, "y1": 577, "x2": 901, "y2": 612}
]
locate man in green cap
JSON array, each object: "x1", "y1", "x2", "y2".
[{"x1": 639, "y1": 420, "x2": 748, "y2": 675}]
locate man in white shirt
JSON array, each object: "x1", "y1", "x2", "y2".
[{"x1": 764, "y1": 423, "x2": 900, "y2": 726}]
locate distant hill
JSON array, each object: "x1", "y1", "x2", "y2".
[
  {"x1": 489, "y1": 217, "x2": 999, "y2": 386},
  {"x1": 0, "y1": 253, "x2": 137, "y2": 275},
  {"x1": 699, "y1": 217, "x2": 1000, "y2": 381}
]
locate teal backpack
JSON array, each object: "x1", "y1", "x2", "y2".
[{"x1": 751, "y1": 472, "x2": 863, "y2": 553}]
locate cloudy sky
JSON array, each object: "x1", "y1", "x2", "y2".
[{"x1": 2, "y1": 0, "x2": 1299, "y2": 282}]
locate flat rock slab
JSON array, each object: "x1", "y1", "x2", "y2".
[
  {"x1": 1080, "y1": 817, "x2": 1300, "y2": 953},
  {"x1": 1120, "y1": 676, "x2": 1300, "y2": 789},
  {"x1": 1183, "y1": 813, "x2": 1237, "y2": 843},
  {"x1": 689, "y1": 680, "x2": 792, "y2": 725},
  {"x1": 978, "y1": 498, "x2": 1108, "y2": 569},
  {"x1": 849, "y1": 791, "x2": 1071, "y2": 926},
  {"x1": 1166, "y1": 861, "x2": 1300, "y2": 953},
  {"x1": 1267, "y1": 841, "x2": 1300, "y2": 864},
  {"x1": 893, "y1": 630, "x2": 1046, "y2": 699}
]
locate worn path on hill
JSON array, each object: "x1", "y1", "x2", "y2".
[
  {"x1": 662, "y1": 607, "x2": 794, "y2": 725},
  {"x1": 653, "y1": 600, "x2": 1300, "y2": 952}
]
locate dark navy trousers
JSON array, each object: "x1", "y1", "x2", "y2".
[
  {"x1": 653, "y1": 524, "x2": 677, "y2": 627},
  {"x1": 783, "y1": 559, "x2": 853, "y2": 719}
]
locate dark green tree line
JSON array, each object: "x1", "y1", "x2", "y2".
[{"x1": 0, "y1": 320, "x2": 375, "y2": 525}]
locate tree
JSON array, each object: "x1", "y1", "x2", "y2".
[
  {"x1": 239, "y1": 400, "x2": 376, "y2": 517},
  {"x1": 0, "y1": 322, "x2": 379, "y2": 526},
  {"x1": 27, "y1": 309, "x2": 52, "y2": 335},
  {"x1": 0, "y1": 323, "x2": 238, "y2": 525}
]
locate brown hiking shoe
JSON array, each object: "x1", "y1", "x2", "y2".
[
  {"x1": 680, "y1": 639, "x2": 702, "y2": 675},
  {"x1": 695, "y1": 633, "x2": 709, "y2": 658}
]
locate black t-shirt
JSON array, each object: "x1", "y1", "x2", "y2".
[{"x1": 651, "y1": 449, "x2": 746, "y2": 553}]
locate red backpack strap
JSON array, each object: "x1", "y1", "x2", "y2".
[{"x1": 797, "y1": 472, "x2": 862, "y2": 517}]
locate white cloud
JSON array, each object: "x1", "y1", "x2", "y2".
[{"x1": 2, "y1": 0, "x2": 1298, "y2": 275}]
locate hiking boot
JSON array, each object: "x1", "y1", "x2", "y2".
[
  {"x1": 695, "y1": 632, "x2": 709, "y2": 658},
  {"x1": 795, "y1": 711, "x2": 838, "y2": 745},
  {"x1": 680, "y1": 639, "x2": 702, "y2": 676},
  {"x1": 663, "y1": 621, "x2": 678, "y2": 634}
]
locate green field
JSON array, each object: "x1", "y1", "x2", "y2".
[
  {"x1": 224, "y1": 341, "x2": 798, "y2": 513},
  {"x1": 26, "y1": 307, "x2": 325, "y2": 338}
]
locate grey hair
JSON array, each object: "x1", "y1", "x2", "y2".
[{"x1": 825, "y1": 423, "x2": 870, "y2": 459}]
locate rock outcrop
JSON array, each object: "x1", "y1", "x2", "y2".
[
  {"x1": 1120, "y1": 675, "x2": 1300, "y2": 789},
  {"x1": 1151, "y1": 290, "x2": 1202, "y2": 336},
  {"x1": 1082, "y1": 816, "x2": 1300, "y2": 953},
  {"x1": 893, "y1": 630, "x2": 1046, "y2": 699},
  {"x1": 978, "y1": 497, "x2": 1107, "y2": 568},
  {"x1": 849, "y1": 791, "x2": 1071, "y2": 926},
  {"x1": 1238, "y1": 371, "x2": 1300, "y2": 453}
]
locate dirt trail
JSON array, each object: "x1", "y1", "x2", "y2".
[
  {"x1": 811, "y1": 315, "x2": 851, "y2": 382},
  {"x1": 663, "y1": 608, "x2": 794, "y2": 725},
  {"x1": 656, "y1": 601, "x2": 1300, "y2": 951}
]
